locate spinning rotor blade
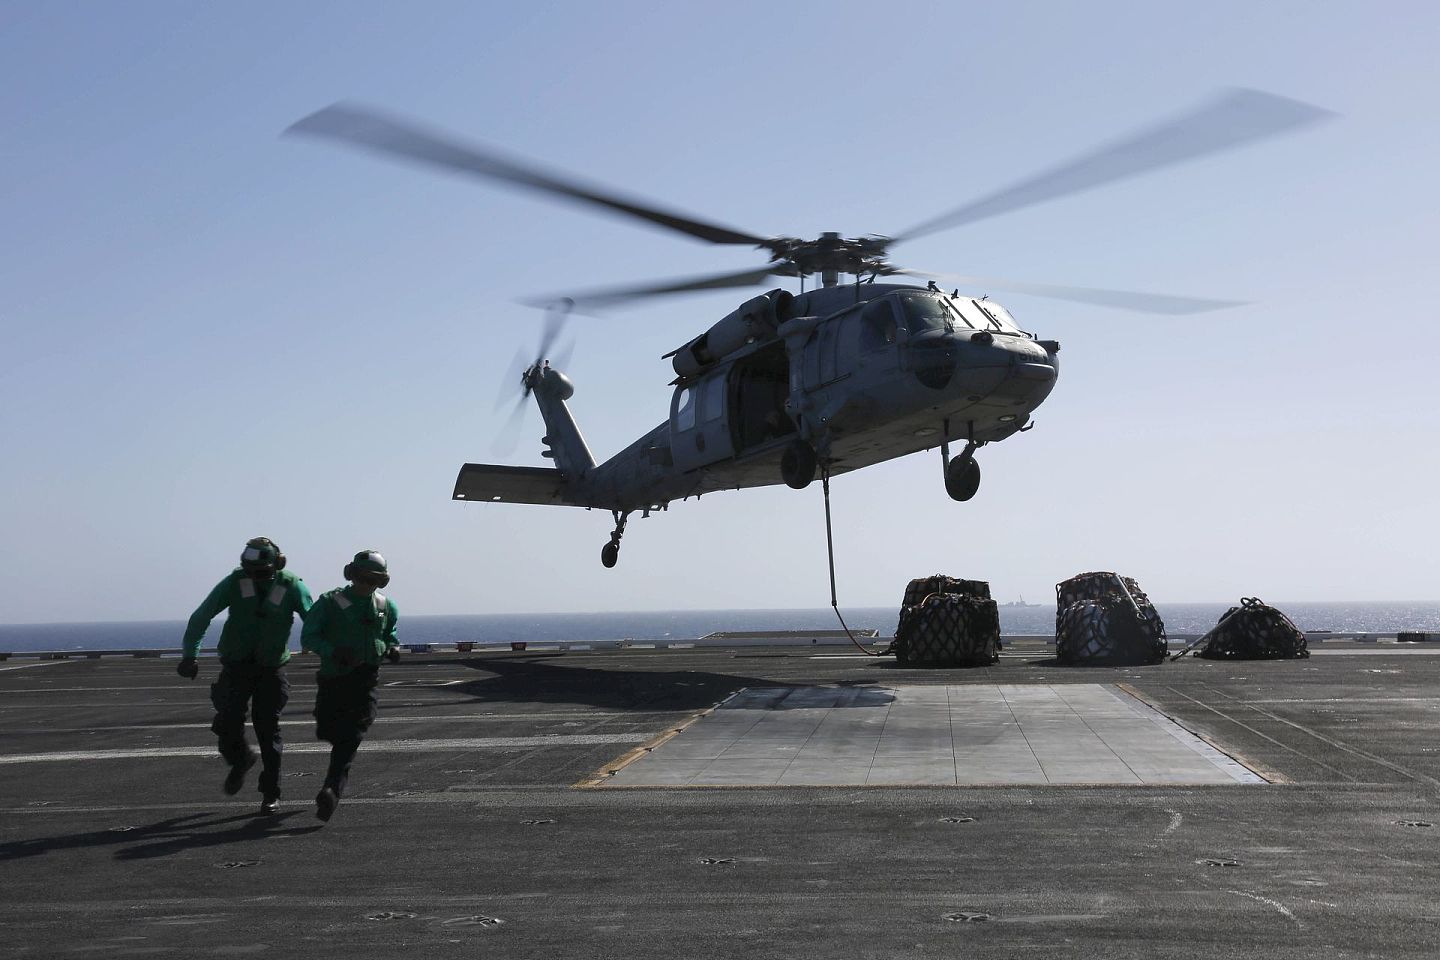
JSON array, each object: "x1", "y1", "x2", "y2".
[
  {"x1": 287, "y1": 103, "x2": 770, "y2": 247},
  {"x1": 550, "y1": 338, "x2": 576, "y2": 375},
  {"x1": 533, "y1": 299, "x2": 571, "y2": 368},
  {"x1": 897, "y1": 269, "x2": 1244, "y2": 315},
  {"x1": 525, "y1": 265, "x2": 784, "y2": 311},
  {"x1": 891, "y1": 88, "x2": 1334, "y2": 244},
  {"x1": 494, "y1": 344, "x2": 528, "y2": 412},
  {"x1": 491, "y1": 394, "x2": 529, "y2": 456}
]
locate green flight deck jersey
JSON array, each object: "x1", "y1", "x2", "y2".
[
  {"x1": 182, "y1": 568, "x2": 313, "y2": 667},
  {"x1": 301, "y1": 586, "x2": 400, "y2": 678}
]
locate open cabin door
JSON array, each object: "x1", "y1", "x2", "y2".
[{"x1": 730, "y1": 341, "x2": 795, "y2": 454}]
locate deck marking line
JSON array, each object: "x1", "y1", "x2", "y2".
[
  {"x1": 1229, "y1": 890, "x2": 1301, "y2": 926},
  {"x1": 574, "y1": 688, "x2": 740, "y2": 788},
  {"x1": 10, "y1": 711, "x2": 664, "y2": 733},
  {"x1": 1201, "y1": 682, "x2": 1440, "y2": 789},
  {"x1": 1110, "y1": 684, "x2": 1266, "y2": 784},
  {"x1": 1129, "y1": 684, "x2": 1299, "y2": 785},
  {"x1": 0, "y1": 660, "x2": 77, "y2": 673},
  {"x1": 0, "y1": 734, "x2": 649, "y2": 764}
]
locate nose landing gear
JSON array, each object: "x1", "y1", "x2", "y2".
[
  {"x1": 781, "y1": 439, "x2": 817, "y2": 490},
  {"x1": 941, "y1": 424, "x2": 985, "y2": 502},
  {"x1": 601, "y1": 510, "x2": 629, "y2": 568},
  {"x1": 945, "y1": 454, "x2": 981, "y2": 502}
]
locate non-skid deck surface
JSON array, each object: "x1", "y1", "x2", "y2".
[{"x1": 606, "y1": 683, "x2": 1264, "y2": 786}]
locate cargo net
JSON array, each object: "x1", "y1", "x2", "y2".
[
  {"x1": 1195, "y1": 598, "x2": 1309, "y2": 660},
  {"x1": 1055, "y1": 572, "x2": 1167, "y2": 666},
  {"x1": 891, "y1": 576, "x2": 999, "y2": 667}
]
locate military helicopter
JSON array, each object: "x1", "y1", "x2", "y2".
[{"x1": 289, "y1": 90, "x2": 1329, "y2": 568}]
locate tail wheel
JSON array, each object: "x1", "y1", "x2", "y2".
[
  {"x1": 945, "y1": 456, "x2": 981, "y2": 501},
  {"x1": 781, "y1": 441, "x2": 817, "y2": 490}
]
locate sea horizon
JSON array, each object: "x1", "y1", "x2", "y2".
[
  {"x1": 7, "y1": 597, "x2": 1440, "y2": 630},
  {"x1": 2, "y1": 600, "x2": 1438, "y2": 654}
]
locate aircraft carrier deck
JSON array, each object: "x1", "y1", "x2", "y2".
[{"x1": 3, "y1": 636, "x2": 1437, "y2": 958}]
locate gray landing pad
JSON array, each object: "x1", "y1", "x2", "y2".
[{"x1": 605, "y1": 683, "x2": 1265, "y2": 787}]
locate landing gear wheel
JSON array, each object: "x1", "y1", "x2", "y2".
[
  {"x1": 601, "y1": 509, "x2": 629, "y2": 568},
  {"x1": 945, "y1": 456, "x2": 981, "y2": 502},
  {"x1": 781, "y1": 441, "x2": 817, "y2": 490}
]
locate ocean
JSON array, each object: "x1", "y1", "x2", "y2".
[{"x1": 2, "y1": 602, "x2": 1438, "y2": 654}]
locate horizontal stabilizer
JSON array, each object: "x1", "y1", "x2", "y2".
[{"x1": 452, "y1": 463, "x2": 575, "y2": 506}]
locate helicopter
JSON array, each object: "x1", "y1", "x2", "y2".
[{"x1": 288, "y1": 89, "x2": 1330, "y2": 568}]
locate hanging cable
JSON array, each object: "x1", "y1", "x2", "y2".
[{"x1": 820, "y1": 461, "x2": 886, "y2": 657}]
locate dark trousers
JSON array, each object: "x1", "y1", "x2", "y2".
[
  {"x1": 313, "y1": 665, "x2": 380, "y2": 797},
  {"x1": 210, "y1": 661, "x2": 289, "y2": 798}
]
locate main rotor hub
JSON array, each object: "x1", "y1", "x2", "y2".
[{"x1": 763, "y1": 232, "x2": 894, "y2": 284}]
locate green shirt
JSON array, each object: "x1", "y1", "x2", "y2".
[
  {"x1": 301, "y1": 585, "x2": 400, "y2": 678},
  {"x1": 182, "y1": 568, "x2": 313, "y2": 666}
]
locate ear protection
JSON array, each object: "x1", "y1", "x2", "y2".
[{"x1": 241, "y1": 537, "x2": 286, "y2": 572}]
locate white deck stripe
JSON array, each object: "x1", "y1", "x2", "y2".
[
  {"x1": 0, "y1": 660, "x2": 75, "y2": 672},
  {"x1": 6, "y1": 713, "x2": 659, "y2": 732},
  {"x1": 0, "y1": 734, "x2": 649, "y2": 764},
  {"x1": 1308, "y1": 648, "x2": 1440, "y2": 655},
  {"x1": 0, "y1": 679, "x2": 488, "y2": 693}
]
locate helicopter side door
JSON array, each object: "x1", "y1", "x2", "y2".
[
  {"x1": 801, "y1": 311, "x2": 846, "y2": 390},
  {"x1": 802, "y1": 299, "x2": 900, "y2": 394},
  {"x1": 852, "y1": 297, "x2": 901, "y2": 373},
  {"x1": 670, "y1": 369, "x2": 735, "y2": 472}
]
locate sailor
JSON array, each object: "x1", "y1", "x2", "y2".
[
  {"x1": 301, "y1": 549, "x2": 400, "y2": 822},
  {"x1": 178, "y1": 537, "x2": 312, "y2": 814}
]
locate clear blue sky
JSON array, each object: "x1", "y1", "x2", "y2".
[{"x1": 3, "y1": 1, "x2": 1438, "y2": 623}]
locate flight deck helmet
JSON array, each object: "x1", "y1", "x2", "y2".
[
  {"x1": 240, "y1": 537, "x2": 286, "y2": 578},
  {"x1": 343, "y1": 549, "x2": 390, "y2": 588}
]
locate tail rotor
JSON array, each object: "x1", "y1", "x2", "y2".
[{"x1": 491, "y1": 299, "x2": 574, "y2": 455}]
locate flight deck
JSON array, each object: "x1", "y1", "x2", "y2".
[{"x1": 2, "y1": 637, "x2": 1437, "y2": 958}]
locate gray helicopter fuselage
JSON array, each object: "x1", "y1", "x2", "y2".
[{"x1": 519, "y1": 283, "x2": 1058, "y2": 511}]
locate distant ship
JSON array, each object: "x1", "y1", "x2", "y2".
[{"x1": 1000, "y1": 596, "x2": 1041, "y2": 608}]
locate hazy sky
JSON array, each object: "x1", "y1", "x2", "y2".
[{"x1": 3, "y1": 1, "x2": 1438, "y2": 623}]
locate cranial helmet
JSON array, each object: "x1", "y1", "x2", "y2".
[
  {"x1": 240, "y1": 537, "x2": 286, "y2": 577},
  {"x1": 343, "y1": 549, "x2": 390, "y2": 588}
]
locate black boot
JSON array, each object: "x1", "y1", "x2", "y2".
[
  {"x1": 223, "y1": 751, "x2": 258, "y2": 796},
  {"x1": 315, "y1": 786, "x2": 339, "y2": 822}
]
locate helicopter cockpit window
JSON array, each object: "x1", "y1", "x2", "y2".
[
  {"x1": 967, "y1": 298, "x2": 1023, "y2": 333},
  {"x1": 977, "y1": 300, "x2": 1023, "y2": 333},
  {"x1": 859, "y1": 299, "x2": 898, "y2": 351},
  {"x1": 941, "y1": 298, "x2": 976, "y2": 329},
  {"x1": 897, "y1": 292, "x2": 951, "y2": 334},
  {"x1": 674, "y1": 385, "x2": 696, "y2": 431}
]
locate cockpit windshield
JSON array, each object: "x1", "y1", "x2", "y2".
[
  {"x1": 896, "y1": 292, "x2": 951, "y2": 334},
  {"x1": 948, "y1": 297, "x2": 1024, "y2": 334},
  {"x1": 898, "y1": 289, "x2": 1027, "y2": 335}
]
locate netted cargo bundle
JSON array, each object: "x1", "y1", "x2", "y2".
[
  {"x1": 1054, "y1": 571, "x2": 1167, "y2": 665},
  {"x1": 1195, "y1": 598, "x2": 1308, "y2": 660},
  {"x1": 894, "y1": 575, "x2": 992, "y2": 640},
  {"x1": 893, "y1": 593, "x2": 1000, "y2": 667}
]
